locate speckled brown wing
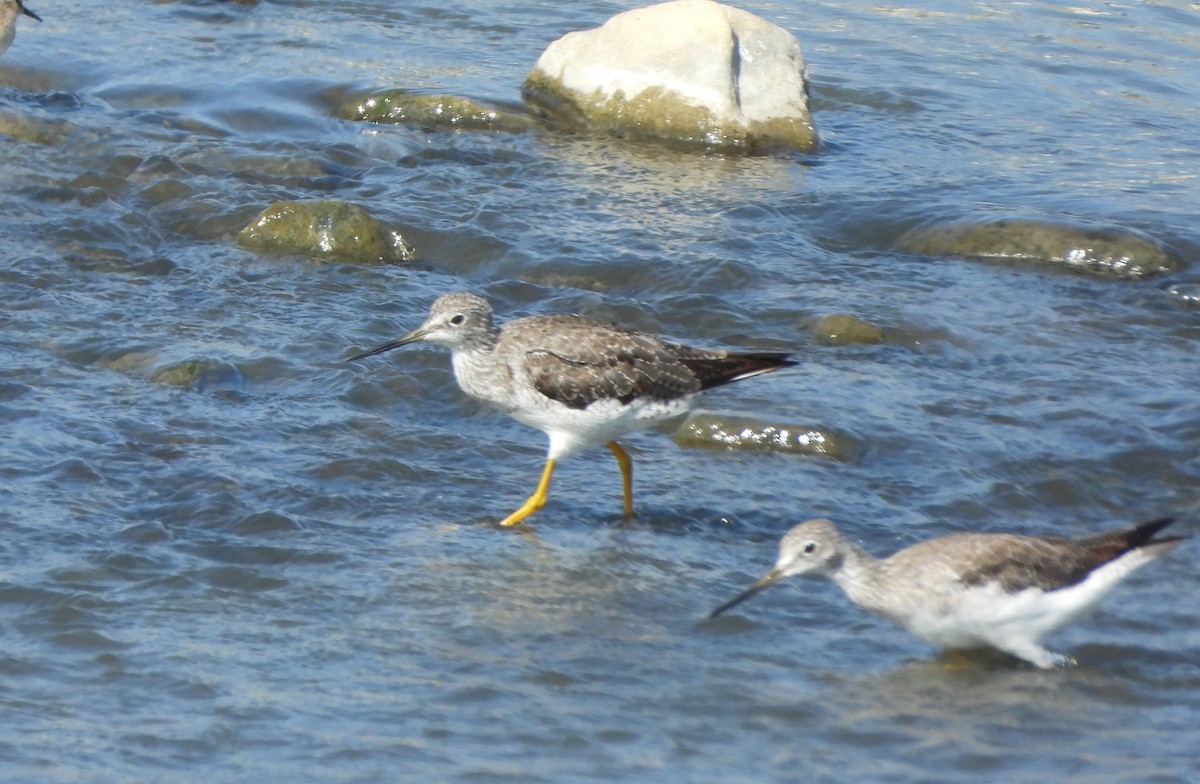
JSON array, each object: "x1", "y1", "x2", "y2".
[
  {"x1": 955, "y1": 517, "x2": 1182, "y2": 593},
  {"x1": 514, "y1": 315, "x2": 704, "y2": 410},
  {"x1": 954, "y1": 535, "x2": 1104, "y2": 593}
]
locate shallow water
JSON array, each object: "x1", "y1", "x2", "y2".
[{"x1": 2, "y1": 0, "x2": 1199, "y2": 781}]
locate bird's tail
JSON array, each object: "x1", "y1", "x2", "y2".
[
  {"x1": 1078, "y1": 516, "x2": 1186, "y2": 561},
  {"x1": 681, "y1": 352, "x2": 796, "y2": 390}
]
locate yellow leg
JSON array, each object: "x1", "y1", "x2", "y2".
[
  {"x1": 499, "y1": 459, "x2": 556, "y2": 527},
  {"x1": 607, "y1": 441, "x2": 634, "y2": 518}
]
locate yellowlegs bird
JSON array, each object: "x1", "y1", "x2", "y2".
[
  {"x1": 349, "y1": 292, "x2": 794, "y2": 527},
  {"x1": 711, "y1": 516, "x2": 1184, "y2": 668},
  {"x1": 0, "y1": 0, "x2": 39, "y2": 57}
]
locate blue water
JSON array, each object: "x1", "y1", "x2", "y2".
[{"x1": 2, "y1": 1, "x2": 1199, "y2": 781}]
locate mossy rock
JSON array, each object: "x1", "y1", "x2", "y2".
[
  {"x1": 811, "y1": 314, "x2": 885, "y2": 346},
  {"x1": 238, "y1": 200, "x2": 415, "y2": 264},
  {"x1": 522, "y1": 77, "x2": 814, "y2": 154},
  {"x1": 150, "y1": 361, "x2": 205, "y2": 388},
  {"x1": 897, "y1": 218, "x2": 1182, "y2": 280},
  {"x1": 0, "y1": 111, "x2": 71, "y2": 145},
  {"x1": 672, "y1": 412, "x2": 858, "y2": 461},
  {"x1": 337, "y1": 90, "x2": 535, "y2": 133},
  {"x1": 521, "y1": 0, "x2": 817, "y2": 155},
  {"x1": 103, "y1": 351, "x2": 240, "y2": 390}
]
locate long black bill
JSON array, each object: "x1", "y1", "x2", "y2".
[
  {"x1": 347, "y1": 330, "x2": 425, "y2": 362},
  {"x1": 21, "y1": 2, "x2": 42, "y2": 21},
  {"x1": 709, "y1": 570, "x2": 782, "y2": 618}
]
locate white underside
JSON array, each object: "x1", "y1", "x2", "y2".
[
  {"x1": 895, "y1": 548, "x2": 1159, "y2": 667},
  {"x1": 510, "y1": 394, "x2": 695, "y2": 459},
  {"x1": 449, "y1": 345, "x2": 699, "y2": 459}
]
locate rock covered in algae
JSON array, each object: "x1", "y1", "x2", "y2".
[
  {"x1": 237, "y1": 200, "x2": 415, "y2": 264},
  {"x1": 337, "y1": 90, "x2": 535, "y2": 133},
  {"x1": 811, "y1": 314, "x2": 885, "y2": 347},
  {"x1": 521, "y1": 0, "x2": 817, "y2": 154},
  {"x1": 0, "y1": 111, "x2": 71, "y2": 145},
  {"x1": 102, "y1": 350, "x2": 242, "y2": 390},
  {"x1": 672, "y1": 412, "x2": 857, "y2": 461},
  {"x1": 896, "y1": 218, "x2": 1182, "y2": 280}
]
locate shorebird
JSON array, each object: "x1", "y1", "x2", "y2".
[
  {"x1": 0, "y1": 0, "x2": 40, "y2": 57},
  {"x1": 349, "y1": 292, "x2": 794, "y2": 527},
  {"x1": 710, "y1": 516, "x2": 1184, "y2": 668}
]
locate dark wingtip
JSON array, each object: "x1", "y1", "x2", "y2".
[
  {"x1": 1077, "y1": 516, "x2": 1186, "y2": 559},
  {"x1": 727, "y1": 352, "x2": 798, "y2": 383},
  {"x1": 685, "y1": 351, "x2": 797, "y2": 390},
  {"x1": 746, "y1": 351, "x2": 797, "y2": 366},
  {"x1": 1127, "y1": 516, "x2": 1179, "y2": 545}
]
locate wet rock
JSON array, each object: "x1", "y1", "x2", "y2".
[
  {"x1": 811, "y1": 314, "x2": 885, "y2": 346},
  {"x1": 0, "y1": 111, "x2": 71, "y2": 145},
  {"x1": 337, "y1": 90, "x2": 535, "y2": 133},
  {"x1": 1167, "y1": 283, "x2": 1200, "y2": 306},
  {"x1": 103, "y1": 351, "x2": 242, "y2": 390},
  {"x1": 521, "y1": 0, "x2": 817, "y2": 154},
  {"x1": 896, "y1": 218, "x2": 1183, "y2": 279},
  {"x1": 672, "y1": 412, "x2": 857, "y2": 461},
  {"x1": 175, "y1": 148, "x2": 335, "y2": 184},
  {"x1": 101, "y1": 350, "x2": 157, "y2": 377},
  {"x1": 237, "y1": 200, "x2": 415, "y2": 264},
  {"x1": 150, "y1": 361, "x2": 205, "y2": 388}
]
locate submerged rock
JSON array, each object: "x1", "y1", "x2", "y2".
[
  {"x1": 673, "y1": 412, "x2": 857, "y2": 461},
  {"x1": 522, "y1": 0, "x2": 817, "y2": 154},
  {"x1": 1167, "y1": 284, "x2": 1200, "y2": 306},
  {"x1": 811, "y1": 314, "x2": 885, "y2": 346},
  {"x1": 103, "y1": 350, "x2": 242, "y2": 390},
  {"x1": 896, "y1": 218, "x2": 1183, "y2": 279},
  {"x1": 0, "y1": 111, "x2": 70, "y2": 145},
  {"x1": 237, "y1": 200, "x2": 415, "y2": 264},
  {"x1": 337, "y1": 90, "x2": 535, "y2": 133}
]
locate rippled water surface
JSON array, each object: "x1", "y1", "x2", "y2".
[{"x1": 2, "y1": 1, "x2": 1199, "y2": 781}]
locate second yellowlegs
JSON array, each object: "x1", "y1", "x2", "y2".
[
  {"x1": 711, "y1": 516, "x2": 1184, "y2": 668},
  {"x1": 350, "y1": 292, "x2": 795, "y2": 527},
  {"x1": 0, "y1": 0, "x2": 40, "y2": 57}
]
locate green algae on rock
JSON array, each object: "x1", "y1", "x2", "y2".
[
  {"x1": 897, "y1": 218, "x2": 1182, "y2": 280},
  {"x1": 521, "y1": 0, "x2": 817, "y2": 154},
  {"x1": 238, "y1": 200, "x2": 415, "y2": 264},
  {"x1": 673, "y1": 412, "x2": 857, "y2": 461},
  {"x1": 102, "y1": 350, "x2": 241, "y2": 390},
  {"x1": 337, "y1": 90, "x2": 535, "y2": 133},
  {"x1": 811, "y1": 314, "x2": 885, "y2": 347},
  {"x1": 0, "y1": 111, "x2": 70, "y2": 145},
  {"x1": 150, "y1": 361, "x2": 205, "y2": 388}
]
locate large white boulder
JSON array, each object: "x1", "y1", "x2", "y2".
[{"x1": 522, "y1": 0, "x2": 817, "y2": 154}]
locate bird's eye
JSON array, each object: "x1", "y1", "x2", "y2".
[
  {"x1": 449, "y1": 314, "x2": 466, "y2": 326},
  {"x1": 803, "y1": 542, "x2": 817, "y2": 554}
]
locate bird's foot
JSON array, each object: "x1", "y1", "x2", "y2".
[{"x1": 498, "y1": 498, "x2": 544, "y2": 527}]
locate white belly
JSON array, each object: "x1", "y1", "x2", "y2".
[
  {"x1": 510, "y1": 395, "x2": 696, "y2": 459},
  {"x1": 902, "y1": 560, "x2": 1137, "y2": 650}
]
